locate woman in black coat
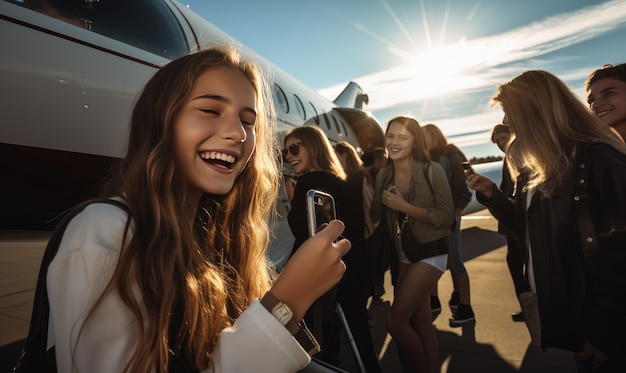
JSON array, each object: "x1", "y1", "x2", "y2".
[
  {"x1": 467, "y1": 70, "x2": 626, "y2": 372},
  {"x1": 284, "y1": 126, "x2": 381, "y2": 372}
]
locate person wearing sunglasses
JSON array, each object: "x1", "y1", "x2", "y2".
[{"x1": 283, "y1": 126, "x2": 381, "y2": 372}]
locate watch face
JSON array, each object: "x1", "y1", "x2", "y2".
[{"x1": 273, "y1": 304, "x2": 293, "y2": 325}]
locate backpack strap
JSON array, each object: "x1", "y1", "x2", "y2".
[
  {"x1": 422, "y1": 162, "x2": 435, "y2": 198},
  {"x1": 13, "y1": 199, "x2": 130, "y2": 372}
]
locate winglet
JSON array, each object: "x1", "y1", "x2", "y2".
[{"x1": 333, "y1": 81, "x2": 369, "y2": 110}]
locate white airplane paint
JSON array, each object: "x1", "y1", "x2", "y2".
[{"x1": 0, "y1": 0, "x2": 384, "y2": 231}]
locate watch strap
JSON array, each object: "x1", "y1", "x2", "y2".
[
  {"x1": 260, "y1": 292, "x2": 321, "y2": 356},
  {"x1": 294, "y1": 319, "x2": 321, "y2": 356}
]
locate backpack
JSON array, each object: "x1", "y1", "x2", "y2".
[{"x1": 12, "y1": 199, "x2": 129, "y2": 373}]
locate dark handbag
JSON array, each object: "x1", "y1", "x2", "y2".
[
  {"x1": 518, "y1": 291, "x2": 541, "y2": 346},
  {"x1": 400, "y1": 227, "x2": 448, "y2": 262},
  {"x1": 12, "y1": 199, "x2": 129, "y2": 373}
]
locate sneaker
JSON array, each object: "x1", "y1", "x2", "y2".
[
  {"x1": 449, "y1": 291, "x2": 460, "y2": 311},
  {"x1": 449, "y1": 303, "x2": 475, "y2": 326},
  {"x1": 430, "y1": 295, "x2": 441, "y2": 313}
]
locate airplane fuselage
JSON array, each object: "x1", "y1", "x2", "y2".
[{"x1": 0, "y1": 0, "x2": 383, "y2": 230}]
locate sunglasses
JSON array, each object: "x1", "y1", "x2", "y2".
[{"x1": 282, "y1": 142, "x2": 302, "y2": 158}]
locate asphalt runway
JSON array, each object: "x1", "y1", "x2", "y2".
[{"x1": 0, "y1": 210, "x2": 577, "y2": 372}]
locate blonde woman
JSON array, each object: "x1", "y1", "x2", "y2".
[{"x1": 467, "y1": 70, "x2": 626, "y2": 371}]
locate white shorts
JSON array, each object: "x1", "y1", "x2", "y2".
[
  {"x1": 397, "y1": 246, "x2": 448, "y2": 272},
  {"x1": 396, "y1": 234, "x2": 448, "y2": 272},
  {"x1": 421, "y1": 254, "x2": 448, "y2": 272}
]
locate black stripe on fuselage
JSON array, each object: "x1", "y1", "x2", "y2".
[{"x1": 0, "y1": 143, "x2": 116, "y2": 231}]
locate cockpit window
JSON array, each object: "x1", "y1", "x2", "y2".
[{"x1": 7, "y1": 0, "x2": 188, "y2": 59}]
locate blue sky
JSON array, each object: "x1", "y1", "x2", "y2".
[{"x1": 183, "y1": 0, "x2": 626, "y2": 159}]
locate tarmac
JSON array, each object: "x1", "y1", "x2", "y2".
[{"x1": 0, "y1": 209, "x2": 577, "y2": 372}]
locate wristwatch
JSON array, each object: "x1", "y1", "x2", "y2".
[{"x1": 260, "y1": 291, "x2": 321, "y2": 356}]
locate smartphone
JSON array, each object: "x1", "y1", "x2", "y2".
[
  {"x1": 461, "y1": 161, "x2": 475, "y2": 175},
  {"x1": 306, "y1": 189, "x2": 337, "y2": 237}
]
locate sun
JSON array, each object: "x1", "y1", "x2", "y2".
[{"x1": 409, "y1": 48, "x2": 460, "y2": 93}]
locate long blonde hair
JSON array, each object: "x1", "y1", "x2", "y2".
[
  {"x1": 90, "y1": 47, "x2": 279, "y2": 372},
  {"x1": 493, "y1": 70, "x2": 626, "y2": 197}
]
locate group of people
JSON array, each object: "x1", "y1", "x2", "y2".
[
  {"x1": 21, "y1": 43, "x2": 625, "y2": 373},
  {"x1": 474, "y1": 66, "x2": 626, "y2": 373},
  {"x1": 281, "y1": 117, "x2": 473, "y2": 372}
]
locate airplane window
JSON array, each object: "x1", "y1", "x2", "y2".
[
  {"x1": 293, "y1": 94, "x2": 306, "y2": 120},
  {"x1": 331, "y1": 115, "x2": 341, "y2": 134},
  {"x1": 308, "y1": 102, "x2": 319, "y2": 125},
  {"x1": 274, "y1": 84, "x2": 289, "y2": 113},
  {"x1": 322, "y1": 112, "x2": 331, "y2": 130},
  {"x1": 9, "y1": 0, "x2": 188, "y2": 59},
  {"x1": 340, "y1": 119, "x2": 348, "y2": 135}
]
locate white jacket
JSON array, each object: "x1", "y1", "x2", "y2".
[{"x1": 46, "y1": 201, "x2": 310, "y2": 372}]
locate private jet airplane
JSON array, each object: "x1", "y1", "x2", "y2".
[
  {"x1": 0, "y1": 0, "x2": 385, "y2": 232},
  {"x1": 0, "y1": 0, "x2": 501, "y2": 240}
]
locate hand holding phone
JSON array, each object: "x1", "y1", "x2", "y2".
[
  {"x1": 461, "y1": 161, "x2": 475, "y2": 175},
  {"x1": 306, "y1": 189, "x2": 337, "y2": 237}
]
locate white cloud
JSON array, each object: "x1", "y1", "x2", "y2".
[
  {"x1": 319, "y1": 0, "x2": 626, "y2": 157},
  {"x1": 320, "y1": 0, "x2": 626, "y2": 113}
]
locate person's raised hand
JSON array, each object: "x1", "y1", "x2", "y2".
[
  {"x1": 270, "y1": 220, "x2": 350, "y2": 321},
  {"x1": 381, "y1": 185, "x2": 406, "y2": 212},
  {"x1": 465, "y1": 172, "x2": 496, "y2": 199}
]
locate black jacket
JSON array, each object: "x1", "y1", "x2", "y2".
[
  {"x1": 439, "y1": 144, "x2": 472, "y2": 211},
  {"x1": 287, "y1": 171, "x2": 369, "y2": 300},
  {"x1": 478, "y1": 143, "x2": 626, "y2": 356}
]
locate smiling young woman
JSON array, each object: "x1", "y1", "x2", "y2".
[
  {"x1": 283, "y1": 126, "x2": 381, "y2": 372},
  {"x1": 40, "y1": 47, "x2": 351, "y2": 373},
  {"x1": 371, "y1": 116, "x2": 455, "y2": 373}
]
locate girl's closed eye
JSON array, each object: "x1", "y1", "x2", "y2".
[
  {"x1": 200, "y1": 108, "x2": 220, "y2": 115},
  {"x1": 241, "y1": 116, "x2": 256, "y2": 127},
  {"x1": 240, "y1": 110, "x2": 257, "y2": 127}
]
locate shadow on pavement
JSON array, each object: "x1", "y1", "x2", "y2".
[{"x1": 460, "y1": 226, "x2": 508, "y2": 262}]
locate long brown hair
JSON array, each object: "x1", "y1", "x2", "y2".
[
  {"x1": 421, "y1": 123, "x2": 448, "y2": 160},
  {"x1": 283, "y1": 126, "x2": 347, "y2": 180},
  {"x1": 333, "y1": 141, "x2": 372, "y2": 183},
  {"x1": 494, "y1": 70, "x2": 626, "y2": 197},
  {"x1": 385, "y1": 116, "x2": 431, "y2": 163},
  {"x1": 88, "y1": 47, "x2": 279, "y2": 372}
]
